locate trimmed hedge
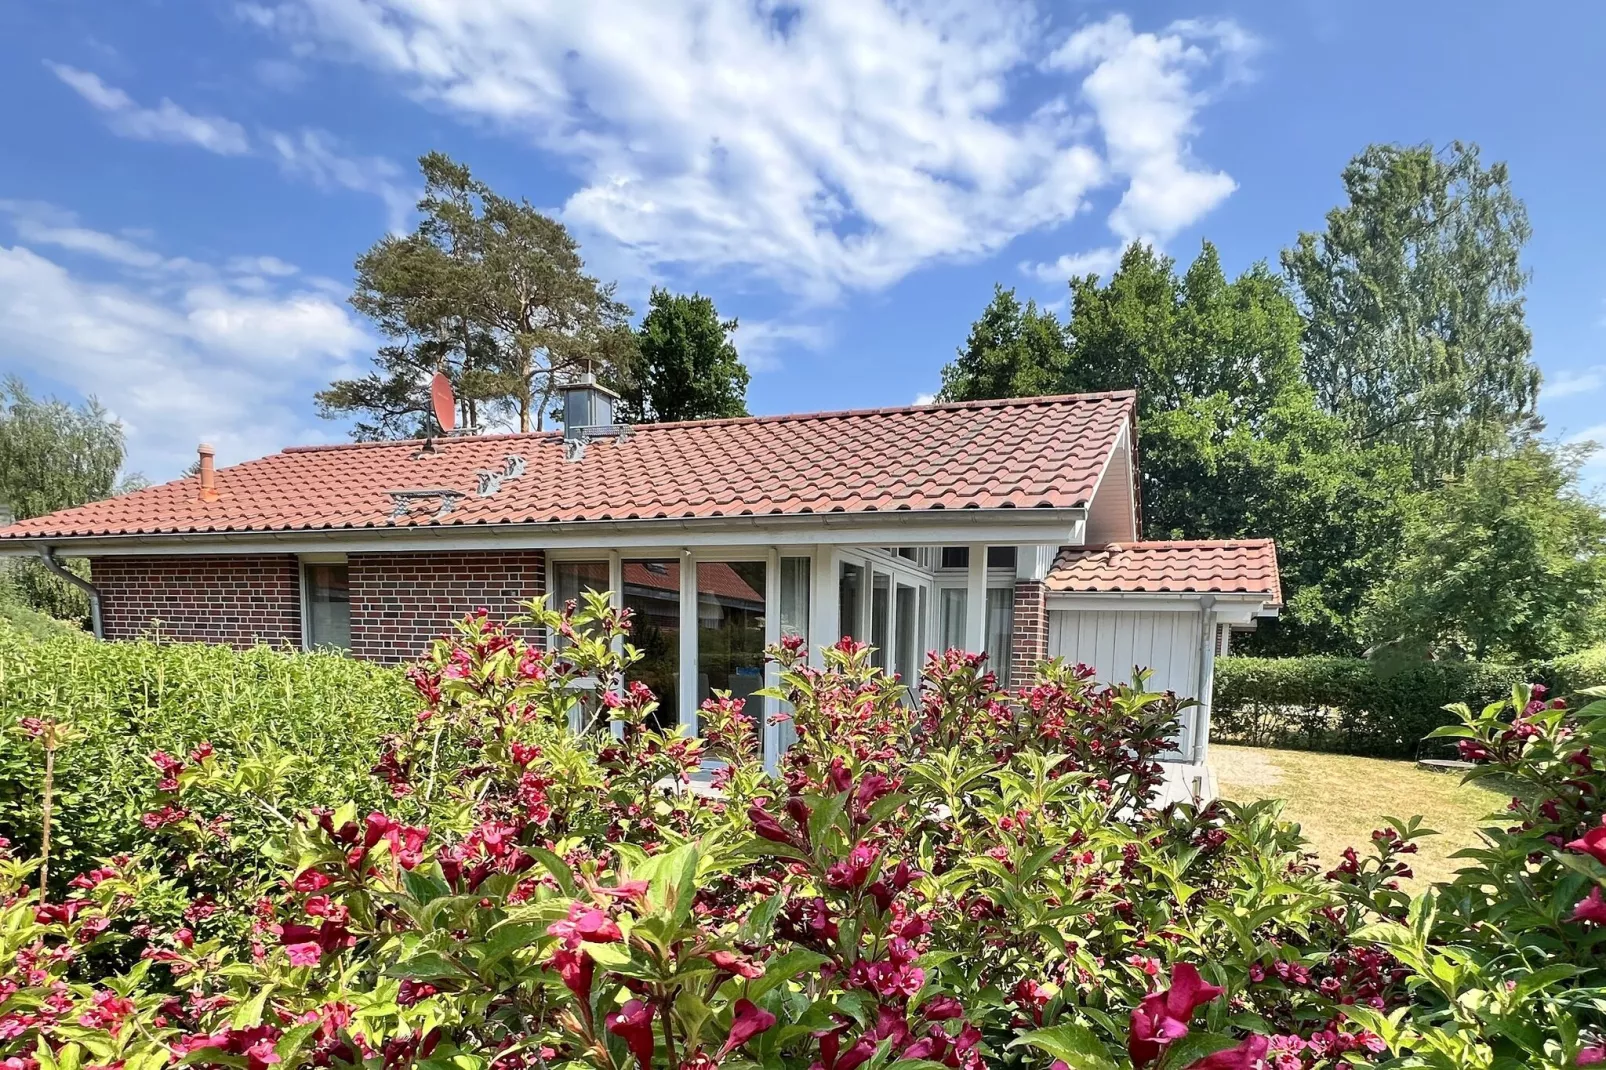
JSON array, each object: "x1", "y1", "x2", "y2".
[
  {"x1": 1213, "y1": 648, "x2": 1606, "y2": 757},
  {"x1": 0, "y1": 624, "x2": 415, "y2": 883}
]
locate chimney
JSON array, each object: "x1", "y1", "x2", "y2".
[
  {"x1": 197, "y1": 443, "x2": 219, "y2": 502},
  {"x1": 557, "y1": 371, "x2": 624, "y2": 444}
]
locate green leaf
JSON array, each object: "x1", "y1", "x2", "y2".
[
  {"x1": 523, "y1": 847, "x2": 577, "y2": 897},
  {"x1": 1008, "y1": 1023, "x2": 1117, "y2": 1070},
  {"x1": 746, "y1": 949, "x2": 832, "y2": 1001}
]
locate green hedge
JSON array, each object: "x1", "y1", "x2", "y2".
[
  {"x1": 1213, "y1": 648, "x2": 1606, "y2": 757},
  {"x1": 0, "y1": 624, "x2": 415, "y2": 884},
  {"x1": 1212, "y1": 656, "x2": 1529, "y2": 757}
]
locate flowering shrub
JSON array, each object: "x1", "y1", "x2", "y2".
[{"x1": 1, "y1": 598, "x2": 1603, "y2": 1070}]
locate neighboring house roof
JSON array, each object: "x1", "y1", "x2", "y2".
[
  {"x1": 1045, "y1": 540, "x2": 1282, "y2": 605},
  {"x1": 0, "y1": 393, "x2": 1134, "y2": 542}
]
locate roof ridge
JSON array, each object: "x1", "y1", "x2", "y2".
[
  {"x1": 1073, "y1": 538, "x2": 1276, "y2": 552},
  {"x1": 279, "y1": 391, "x2": 1137, "y2": 455}
]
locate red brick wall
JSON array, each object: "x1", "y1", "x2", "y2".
[
  {"x1": 91, "y1": 555, "x2": 302, "y2": 647},
  {"x1": 1010, "y1": 580, "x2": 1048, "y2": 683},
  {"x1": 348, "y1": 550, "x2": 546, "y2": 663}
]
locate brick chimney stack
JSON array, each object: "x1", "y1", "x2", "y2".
[{"x1": 197, "y1": 443, "x2": 219, "y2": 502}]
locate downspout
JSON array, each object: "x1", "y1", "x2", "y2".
[
  {"x1": 1193, "y1": 594, "x2": 1217, "y2": 768},
  {"x1": 38, "y1": 547, "x2": 103, "y2": 639}
]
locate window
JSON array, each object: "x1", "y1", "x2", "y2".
[
  {"x1": 939, "y1": 546, "x2": 1017, "y2": 570},
  {"x1": 304, "y1": 563, "x2": 350, "y2": 651},
  {"x1": 985, "y1": 586, "x2": 1014, "y2": 684},
  {"x1": 696, "y1": 561, "x2": 768, "y2": 721},
  {"x1": 870, "y1": 572, "x2": 891, "y2": 670},
  {"x1": 938, "y1": 587, "x2": 966, "y2": 651},
  {"x1": 838, "y1": 561, "x2": 865, "y2": 641},
  {"x1": 895, "y1": 583, "x2": 919, "y2": 682},
  {"x1": 621, "y1": 559, "x2": 681, "y2": 732},
  {"x1": 551, "y1": 560, "x2": 608, "y2": 647},
  {"x1": 776, "y1": 557, "x2": 811, "y2": 755}
]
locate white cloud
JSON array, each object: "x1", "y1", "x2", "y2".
[
  {"x1": 731, "y1": 319, "x2": 830, "y2": 373},
  {"x1": 47, "y1": 62, "x2": 251, "y2": 155},
  {"x1": 1024, "y1": 245, "x2": 1123, "y2": 282},
  {"x1": 0, "y1": 207, "x2": 370, "y2": 478},
  {"x1": 914, "y1": 392, "x2": 937, "y2": 406},
  {"x1": 245, "y1": 2, "x2": 1249, "y2": 300},
  {"x1": 47, "y1": 64, "x2": 413, "y2": 230},
  {"x1": 1022, "y1": 15, "x2": 1255, "y2": 283},
  {"x1": 1545, "y1": 366, "x2": 1606, "y2": 401},
  {"x1": 265, "y1": 128, "x2": 416, "y2": 233}
]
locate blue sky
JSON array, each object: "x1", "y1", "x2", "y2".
[{"x1": 2, "y1": 1, "x2": 1604, "y2": 482}]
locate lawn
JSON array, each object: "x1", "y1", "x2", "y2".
[{"x1": 1211, "y1": 744, "x2": 1512, "y2": 888}]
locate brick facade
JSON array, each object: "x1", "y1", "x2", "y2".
[
  {"x1": 1009, "y1": 580, "x2": 1049, "y2": 683},
  {"x1": 90, "y1": 555, "x2": 302, "y2": 647},
  {"x1": 347, "y1": 550, "x2": 546, "y2": 664}
]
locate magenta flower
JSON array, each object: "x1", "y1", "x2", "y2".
[
  {"x1": 1567, "y1": 820, "x2": 1606, "y2": 866},
  {"x1": 1577, "y1": 1045, "x2": 1606, "y2": 1066},
  {"x1": 1129, "y1": 963, "x2": 1225, "y2": 1068},
  {"x1": 605, "y1": 999, "x2": 655, "y2": 1070},
  {"x1": 1572, "y1": 887, "x2": 1606, "y2": 926},
  {"x1": 547, "y1": 902, "x2": 623, "y2": 948},
  {"x1": 285, "y1": 942, "x2": 321, "y2": 967},
  {"x1": 921, "y1": 995, "x2": 965, "y2": 1021},
  {"x1": 718, "y1": 999, "x2": 777, "y2": 1058},
  {"x1": 551, "y1": 947, "x2": 594, "y2": 1008}
]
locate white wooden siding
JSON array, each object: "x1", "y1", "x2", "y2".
[{"x1": 1047, "y1": 608, "x2": 1202, "y2": 756}]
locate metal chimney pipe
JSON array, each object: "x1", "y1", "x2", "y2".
[{"x1": 197, "y1": 443, "x2": 219, "y2": 502}]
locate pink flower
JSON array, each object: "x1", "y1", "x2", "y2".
[
  {"x1": 826, "y1": 844, "x2": 879, "y2": 890},
  {"x1": 285, "y1": 942, "x2": 322, "y2": 967},
  {"x1": 552, "y1": 948, "x2": 595, "y2": 1009},
  {"x1": 1577, "y1": 1045, "x2": 1606, "y2": 1066},
  {"x1": 718, "y1": 999, "x2": 777, "y2": 1058},
  {"x1": 547, "y1": 902, "x2": 623, "y2": 948},
  {"x1": 1567, "y1": 821, "x2": 1606, "y2": 866},
  {"x1": 1571, "y1": 887, "x2": 1606, "y2": 926},
  {"x1": 1129, "y1": 964, "x2": 1225, "y2": 1068},
  {"x1": 921, "y1": 996, "x2": 965, "y2": 1021},
  {"x1": 605, "y1": 999, "x2": 655, "y2": 1070}
]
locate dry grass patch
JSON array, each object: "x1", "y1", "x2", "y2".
[{"x1": 1211, "y1": 744, "x2": 1512, "y2": 888}]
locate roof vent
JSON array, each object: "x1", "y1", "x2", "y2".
[
  {"x1": 197, "y1": 444, "x2": 219, "y2": 502},
  {"x1": 557, "y1": 372, "x2": 630, "y2": 461}
]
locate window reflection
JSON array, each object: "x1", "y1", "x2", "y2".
[
  {"x1": 621, "y1": 560, "x2": 681, "y2": 732},
  {"x1": 696, "y1": 561, "x2": 768, "y2": 732}
]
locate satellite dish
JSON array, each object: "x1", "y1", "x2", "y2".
[{"x1": 430, "y1": 371, "x2": 456, "y2": 434}]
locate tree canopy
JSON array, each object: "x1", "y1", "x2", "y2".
[
  {"x1": 1283, "y1": 142, "x2": 1538, "y2": 485},
  {"x1": 1362, "y1": 440, "x2": 1606, "y2": 661},
  {"x1": 319, "y1": 153, "x2": 635, "y2": 439},
  {"x1": 0, "y1": 377, "x2": 141, "y2": 621},
  {"x1": 615, "y1": 288, "x2": 750, "y2": 424},
  {"x1": 935, "y1": 286, "x2": 1069, "y2": 402}
]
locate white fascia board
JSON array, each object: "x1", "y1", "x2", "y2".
[
  {"x1": 2, "y1": 507, "x2": 1086, "y2": 558},
  {"x1": 1045, "y1": 591, "x2": 1276, "y2": 624}
]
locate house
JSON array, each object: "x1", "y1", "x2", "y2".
[{"x1": 0, "y1": 383, "x2": 1281, "y2": 781}]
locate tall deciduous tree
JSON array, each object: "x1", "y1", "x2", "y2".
[
  {"x1": 1362, "y1": 440, "x2": 1606, "y2": 661},
  {"x1": 615, "y1": 288, "x2": 750, "y2": 423},
  {"x1": 941, "y1": 242, "x2": 1414, "y2": 654},
  {"x1": 1062, "y1": 243, "x2": 1412, "y2": 655},
  {"x1": 1283, "y1": 142, "x2": 1539, "y2": 485},
  {"x1": 319, "y1": 153, "x2": 636, "y2": 438},
  {"x1": 936, "y1": 286, "x2": 1069, "y2": 402},
  {"x1": 0, "y1": 377, "x2": 141, "y2": 620}
]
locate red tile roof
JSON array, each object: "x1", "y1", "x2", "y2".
[
  {"x1": 0, "y1": 393, "x2": 1134, "y2": 542},
  {"x1": 1045, "y1": 540, "x2": 1281, "y2": 604}
]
